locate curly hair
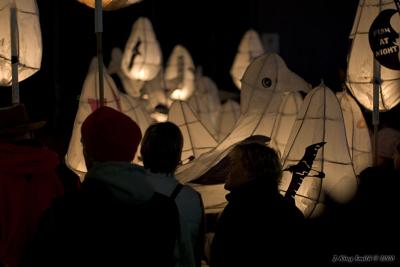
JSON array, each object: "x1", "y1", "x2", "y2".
[
  {"x1": 140, "y1": 122, "x2": 183, "y2": 174},
  {"x1": 234, "y1": 143, "x2": 282, "y2": 188}
]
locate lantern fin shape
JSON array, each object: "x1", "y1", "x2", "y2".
[
  {"x1": 119, "y1": 94, "x2": 152, "y2": 164},
  {"x1": 76, "y1": 0, "x2": 142, "y2": 11},
  {"x1": 168, "y1": 101, "x2": 218, "y2": 164},
  {"x1": 165, "y1": 45, "x2": 196, "y2": 101},
  {"x1": 0, "y1": 0, "x2": 42, "y2": 86},
  {"x1": 121, "y1": 17, "x2": 162, "y2": 82},
  {"x1": 346, "y1": 0, "x2": 400, "y2": 111},
  {"x1": 336, "y1": 91, "x2": 372, "y2": 174},
  {"x1": 268, "y1": 92, "x2": 303, "y2": 158},
  {"x1": 188, "y1": 75, "x2": 221, "y2": 138},
  {"x1": 230, "y1": 29, "x2": 264, "y2": 90},
  {"x1": 215, "y1": 100, "x2": 240, "y2": 142},
  {"x1": 65, "y1": 57, "x2": 123, "y2": 179},
  {"x1": 279, "y1": 84, "x2": 358, "y2": 218}
]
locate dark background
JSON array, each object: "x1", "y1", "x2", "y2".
[{"x1": 3, "y1": 0, "x2": 399, "y2": 156}]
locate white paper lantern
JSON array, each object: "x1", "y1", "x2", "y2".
[
  {"x1": 188, "y1": 74, "x2": 221, "y2": 138},
  {"x1": 165, "y1": 45, "x2": 195, "y2": 101},
  {"x1": 215, "y1": 100, "x2": 240, "y2": 142},
  {"x1": 76, "y1": 0, "x2": 142, "y2": 11},
  {"x1": 279, "y1": 84, "x2": 359, "y2": 218},
  {"x1": 0, "y1": 0, "x2": 42, "y2": 86},
  {"x1": 108, "y1": 47, "x2": 144, "y2": 97},
  {"x1": 174, "y1": 53, "x2": 309, "y2": 213},
  {"x1": 65, "y1": 57, "x2": 123, "y2": 179},
  {"x1": 241, "y1": 53, "x2": 311, "y2": 114},
  {"x1": 121, "y1": 17, "x2": 162, "y2": 81},
  {"x1": 168, "y1": 101, "x2": 218, "y2": 163},
  {"x1": 346, "y1": 0, "x2": 400, "y2": 111},
  {"x1": 230, "y1": 29, "x2": 264, "y2": 90},
  {"x1": 336, "y1": 91, "x2": 372, "y2": 174},
  {"x1": 141, "y1": 68, "x2": 168, "y2": 111}
]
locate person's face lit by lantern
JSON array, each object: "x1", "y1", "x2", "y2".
[{"x1": 224, "y1": 147, "x2": 250, "y2": 191}]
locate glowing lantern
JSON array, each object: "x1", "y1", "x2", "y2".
[
  {"x1": 0, "y1": 0, "x2": 42, "y2": 88},
  {"x1": 168, "y1": 101, "x2": 218, "y2": 163},
  {"x1": 119, "y1": 94, "x2": 152, "y2": 164},
  {"x1": 241, "y1": 53, "x2": 310, "y2": 114},
  {"x1": 216, "y1": 100, "x2": 240, "y2": 141},
  {"x1": 279, "y1": 84, "x2": 359, "y2": 218},
  {"x1": 165, "y1": 45, "x2": 195, "y2": 101},
  {"x1": 230, "y1": 29, "x2": 264, "y2": 90},
  {"x1": 108, "y1": 47, "x2": 144, "y2": 97},
  {"x1": 76, "y1": 0, "x2": 142, "y2": 11},
  {"x1": 66, "y1": 57, "x2": 122, "y2": 179},
  {"x1": 121, "y1": 17, "x2": 162, "y2": 81},
  {"x1": 188, "y1": 74, "x2": 221, "y2": 138},
  {"x1": 336, "y1": 91, "x2": 372, "y2": 174},
  {"x1": 269, "y1": 92, "x2": 303, "y2": 158},
  {"x1": 174, "y1": 53, "x2": 309, "y2": 212},
  {"x1": 346, "y1": 0, "x2": 400, "y2": 111},
  {"x1": 140, "y1": 68, "x2": 168, "y2": 110}
]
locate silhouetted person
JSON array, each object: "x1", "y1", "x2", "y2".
[
  {"x1": 141, "y1": 122, "x2": 205, "y2": 267},
  {"x1": 210, "y1": 143, "x2": 305, "y2": 267},
  {"x1": 310, "y1": 140, "x2": 400, "y2": 265},
  {"x1": 26, "y1": 107, "x2": 180, "y2": 267},
  {"x1": 0, "y1": 104, "x2": 63, "y2": 267},
  {"x1": 376, "y1": 126, "x2": 400, "y2": 168},
  {"x1": 348, "y1": 139, "x2": 400, "y2": 258}
]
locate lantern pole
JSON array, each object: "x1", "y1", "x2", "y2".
[
  {"x1": 372, "y1": 60, "x2": 380, "y2": 167},
  {"x1": 95, "y1": 0, "x2": 104, "y2": 107},
  {"x1": 10, "y1": 0, "x2": 19, "y2": 104}
]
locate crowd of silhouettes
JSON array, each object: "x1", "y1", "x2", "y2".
[{"x1": 1, "y1": 104, "x2": 400, "y2": 267}]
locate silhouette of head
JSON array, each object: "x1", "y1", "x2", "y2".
[
  {"x1": 0, "y1": 104, "x2": 45, "y2": 142},
  {"x1": 224, "y1": 143, "x2": 282, "y2": 191},
  {"x1": 140, "y1": 122, "x2": 183, "y2": 174},
  {"x1": 81, "y1": 106, "x2": 142, "y2": 166}
]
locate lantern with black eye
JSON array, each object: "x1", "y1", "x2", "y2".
[
  {"x1": 0, "y1": 0, "x2": 42, "y2": 103},
  {"x1": 76, "y1": 0, "x2": 142, "y2": 10}
]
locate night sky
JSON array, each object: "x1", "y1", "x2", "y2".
[{"x1": 5, "y1": 0, "x2": 398, "y2": 155}]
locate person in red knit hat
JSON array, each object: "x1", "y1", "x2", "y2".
[
  {"x1": 27, "y1": 106, "x2": 180, "y2": 267},
  {"x1": 80, "y1": 106, "x2": 142, "y2": 165}
]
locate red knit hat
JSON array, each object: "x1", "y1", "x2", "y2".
[{"x1": 81, "y1": 106, "x2": 142, "y2": 162}]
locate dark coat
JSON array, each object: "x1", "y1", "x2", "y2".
[
  {"x1": 210, "y1": 178, "x2": 306, "y2": 267},
  {"x1": 0, "y1": 143, "x2": 63, "y2": 267},
  {"x1": 26, "y1": 162, "x2": 180, "y2": 267}
]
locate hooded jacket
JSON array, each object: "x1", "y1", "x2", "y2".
[
  {"x1": 0, "y1": 143, "x2": 63, "y2": 267},
  {"x1": 27, "y1": 162, "x2": 179, "y2": 267}
]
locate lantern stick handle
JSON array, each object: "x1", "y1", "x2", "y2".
[
  {"x1": 95, "y1": 0, "x2": 104, "y2": 107},
  {"x1": 372, "y1": 59, "x2": 380, "y2": 167},
  {"x1": 10, "y1": 2, "x2": 19, "y2": 104}
]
